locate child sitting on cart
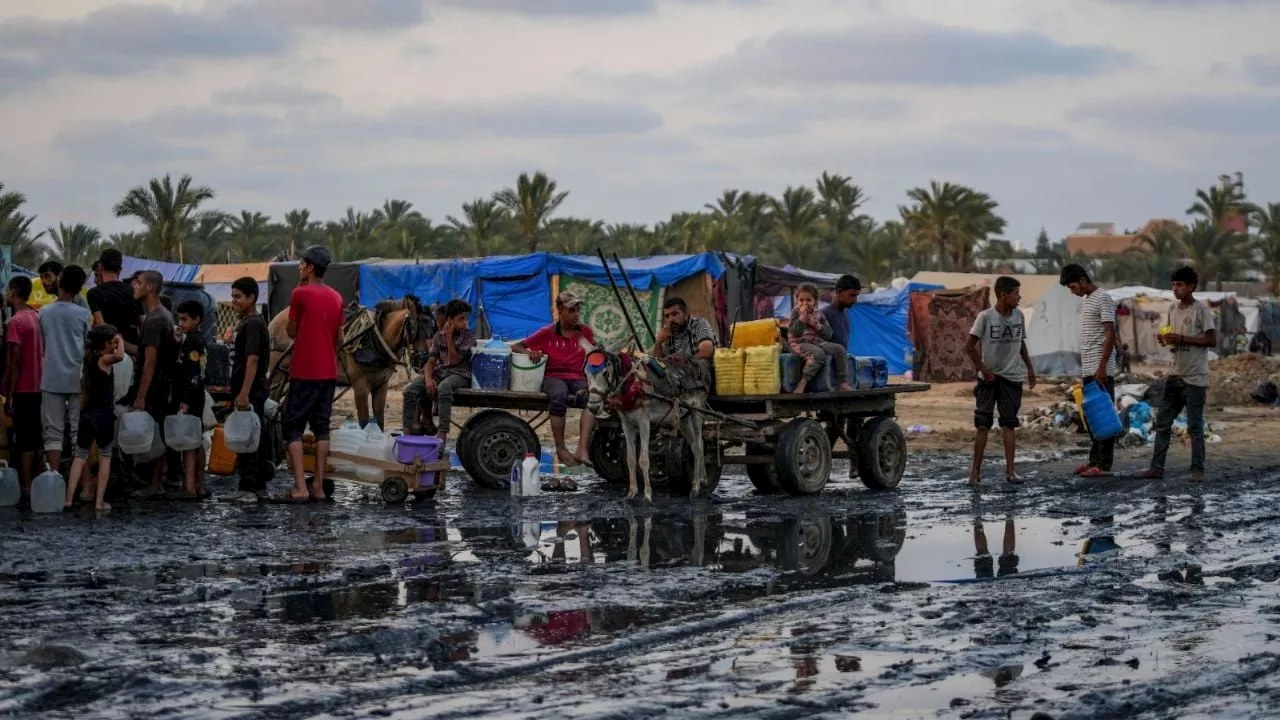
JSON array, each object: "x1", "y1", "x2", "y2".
[
  {"x1": 789, "y1": 283, "x2": 853, "y2": 394},
  {"x1": 403, "y1": 299, "x2": 474, "y2": 442}
]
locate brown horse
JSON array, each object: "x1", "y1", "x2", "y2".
[{"x1": 267, "y1": 295, "x2": 431, "y2": 429}]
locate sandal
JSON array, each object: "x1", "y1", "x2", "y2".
[
  {"x1": 1078, "y1": 467, "x2": 1112, "y2": 478},
  {"x1": 1073, "y1": 464, "x2": 1092, "y2": 476},
  {"x1": 1005, "y1": 474, "x2": 1024, "y2": 485}
]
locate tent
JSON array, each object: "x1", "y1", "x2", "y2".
[
  {"x1": 119, "y1": 257, "x2": 200, "y2": 284},
  {"x1": 195, "y1": 262, "x2": 271, "y2": 304},
  {"x1": 842, "y1": 283, "x2": 940, "y2": 374},
  {"x1": 268, "y1": 261, "x2": 362, "y2": 318},
  {"x1": 1113, "y1": 287, "x2": 1246, "y2": 362},
  {"x1": 908, "y1": 272, "x2": 1082, "y2": 376},
  {"x1": 355, "y1": 253, "x2": 725, "y2": 343}
]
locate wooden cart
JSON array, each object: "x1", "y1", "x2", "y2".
[
  {"x1": 320, "y1": 449, "x2": 452, "y2": 503},
  {"x1": 445, "y1": 383, "x2": 930, "y2": 496}
]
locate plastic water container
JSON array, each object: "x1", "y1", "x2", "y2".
[
  {"x1": 201, "y1": 392, "x2": 217, "y2": 430},
  {"x1": 869, "y1": 357, "x2": 889, "y2": 388},
  {"x1": 164, "y1": 413, "x2": 203, "y2": 452},
  {"x1": 0, "y1": 461, "x2": 19, "y2": 507},
  {"x1": 509, "y1": 453, "x2": 541, "y2": 497},
  {"x1": 113, "y1": 354, "x2": 132, "y2": 402},
  {"x1": 330, "y1": 417, "x2": 364, "y2": 455},
  {"x1": 364, "y1": 421, "x2": 383, "y2": 439},
  {"x1": 134, "y1": 425, "x2": 166, "y2": 464},
  {"x1": 394, "y1": 435, "x2": 444, "y2": 490},
  {"x1": 118, "y1": 411, "x2": 157, "y2": 456},
  {"x1": 730, "y1": 319, "x2": 780, "y2": 349},
  {"x1": 848, "y1": 356, "x2": 875, "y2": 389},
  {"x1": 356, "y1": 432, "x2": 394, "y2": 483},
  {"x1": 471, "y1": 339, "x2": 512, "y2": 391},
  {"x1": 713, "y1": 348, "x2": 746, "y2": 396},
  {"x1": 224, "y1": 410, "x2": 261, "y2": 454},
  {"x1": 509, "y1": 354, "x2": 547, "y2": 393},
  {"x1": 207, "y1": 426, "x2": 237, "y2": 474},
  {"x1": 31, "y1": 466, "x2": 65, "y2": 514},
  {"x1": 1080, "y1": 381, "x2": 1123, "y2": 441},
  {"x1": 742, "y1": 344, "x2": 781, "y2": 395}
]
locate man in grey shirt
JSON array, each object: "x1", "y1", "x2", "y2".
[
  {"x1": 964, "y1": 276, "x2": 1036, "y2": 485},
  {"x1": 40, "y1": 265, "x2": 92, "y2": 472},
  {"x1": 820, "y1": 274, "x2": 862, "y2": 349},
  {"x1": 1143, "y1": 266, "x2": 1216, "y2": 483}
]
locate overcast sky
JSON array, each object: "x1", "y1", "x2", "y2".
[{"x1": 4, "y1": 0, "x2": 1279, "y2": 250}]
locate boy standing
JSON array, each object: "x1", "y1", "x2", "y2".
[
  {"x1": 229, "y1": 277, "x2": 273, "y2": 501},
  {"x1": 1143, "y1": 266, "x2": 1216, "y2": 483},
  {"x1": 1060, "y1": 264, "x2": 1118, "y2": 478},
  {"x1": 964, "y1": 276, "x2": 1036, "y2": 485},
  {"x1": 39, "y1": 265, "x2": 91, "y2": 473},
  {"x1": 126, "y1": 270, "x2": 177, "y2": 496},
  {"x1": 2, "y1": 277, "x2": 43, "y2": 499},
  {"x1": 174, "y1": 300, "x2": 207, "y2": 498}
]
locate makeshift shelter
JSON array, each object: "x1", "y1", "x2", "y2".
[
  {"x1": 268, "y1": 262, "x2": 362, "y2": 318},
  {"x1": 1112, "y1": 286, "x2": 1245, "y2": 362},
  {"x1": 911, "y1": 287, "x2": 991, "y2": 383},
  {"x1": 355, "y1": 253, "x2": 724, "y2": 344},
  {"x1": 195, "y1": 263, "x2": 271, "y2": 304},
  {"x1": 908, "y1": 272, "x2": 1083, "y2": 376},
  {"x1": 119, "y1": 257, "x2": 201, "y2": 284},
  {"x1": 843, "y1": 283, "x2": 940, "y2": 374}
]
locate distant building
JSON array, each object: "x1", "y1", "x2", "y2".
[{"x1": 1065, "y1": 219, "x2": 1180, "y2": 257}]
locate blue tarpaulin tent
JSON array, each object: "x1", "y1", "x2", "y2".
[
  {"x1": 841, "y1": 282, "x2": 942, "y2": 374},
  {"x1": 357, "y1": 253, "x2": 725, "y2": 341},
  {"x1": 119, "y1": 257, "x2": 200, "y2": 284}
]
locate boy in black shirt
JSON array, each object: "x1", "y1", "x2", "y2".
[
  {"x1": 229, "y1": 277, "x2": 273, "y2": 501},
  {"x1": 87, "y1": 249, "x2": 140, "y2": 355},
  {"x1": 127, "y1": 270, "x2": 177, "y2": 497},
  {"x1": 175, "y1": 301, "x2": 206, "y2": 498}
]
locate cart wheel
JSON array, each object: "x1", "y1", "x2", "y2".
[
  {"x1": 745, "y1": 443, "x2": 780, "y2": 494},
  {"x1": 855, "y1": 508, "x2": 907, "y2": 562},
  {"x1": 456, "y1": 409, "x2": 510, "y2": 467},
  {"x1": 775, "y1": 419, "x2": 832, "y2": 496},
  {"x1": 778, "y1": 516, "x2": 834, "y2": 576},
  {"x1": 587, "y1": 427, "x2": 628, "y2": 485},
  {"x1": 661, "y1": 436, "x2": 721, "y2": 496},
  {"x1": 381, "y1": 476, "x2": 409, "y2": 504},
  {"x1": 458, "y1": 411, "x2": 539, "y2": 489},
  {"x1": 856, "y1": 417, "x2": 907, "y2": 490}
]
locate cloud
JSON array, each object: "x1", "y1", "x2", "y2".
[
  {"x1": 246, "y1": 0, "x2": 429, "y2": 31},
  {"x1": 212, "y1": 84, "x2": 342, "y2": 108},
  {"x1": 0, "y1": 1, "x2": 429, "y2": 96},
  {"x1": 435, "y1": 0, "x2": 657, "y2": 18},
  {"x1": 682, "y1": 22, "x2": 1131, "y2": 87},
  {"x1": 1070, "y1": 93, "x2": 1280, "y2": 136},
  {"x1": 1243, "y1": 54, "x2": 1280, "y2": 86},
  {"x1": 337, "y1": 97, "x2": 665, "y2": 139},
  {"x1": 688, "y1": 97, "x2": 911, "y2": 138}
]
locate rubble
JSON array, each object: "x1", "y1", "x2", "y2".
[{"x1": 1208, "y1": 353, "x2": 1280, "y2": 406}]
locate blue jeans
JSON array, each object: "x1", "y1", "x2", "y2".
[{"x1": 1150, "y1": 377, "x2": 1207, "y2": 474}]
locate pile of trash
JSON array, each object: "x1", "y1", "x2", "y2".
[
  {"x1": 1020, "y1": 382, "x2": 1222, "y2": 447},
  {"x1": 1208, "y1": 353, "x2": 1280, "y2": 406}
]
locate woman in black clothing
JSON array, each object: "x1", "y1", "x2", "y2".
[{"x1": 64, "y1": 324, "x2": 126, "y2": 512}]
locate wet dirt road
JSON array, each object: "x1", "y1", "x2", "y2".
[{"x1": 4, "y1": 449, "x2": 1280, "y2": 719}]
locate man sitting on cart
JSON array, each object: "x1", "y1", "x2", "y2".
[
  {"x1": 651, "y1": 296, "x2": 716, "y2": 386},
  {"x1": 402, "y1": 299, "x2": 474, "y2": 443},
  {"x1": 511, "y1": 291, "x2": 596, "y2": 468}
]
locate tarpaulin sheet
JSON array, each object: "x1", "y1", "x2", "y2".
[
  {"x1": 268, "y1": 263, "x2": 360, "y2": 318},
  {"x1": 841, "y1": 282, "x2": 941, "y2": 375},
  {"x1": 479, "y1": 275, "x2": 552, "y2": 341},
  {"x1": 358, "y1": 260, "x2": 477, "y2": 308},
  {"x1": 117, "y1": 256, "x2": 201, "y2": 285},
  {"x1": 552, "y1": 253, "x2": 724, "y2": 287}
]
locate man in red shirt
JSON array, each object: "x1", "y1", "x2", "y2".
[
  {"x1": 2, "y1": 276, "x2": 43, "y2": 498},
  {"x1": 511, "y1": 292, "x2": 596, "y2": 467},
  {"x1": 282, "y1": 246, "x2": 345, "y2": 503}
]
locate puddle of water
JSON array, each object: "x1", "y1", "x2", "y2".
[{"x1": 897, "y1": 517, "x2": 1118, "y2": 583}]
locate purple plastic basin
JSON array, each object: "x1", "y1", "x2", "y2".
[{"x1": 394, "y1": 436, "x2": 444, "y2": 490}]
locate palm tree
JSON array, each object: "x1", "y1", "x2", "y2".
[
  {"x1": 324, "y1": 208, "x2": 378, "y2": 262},
  {"x1": 374, "y1": 198, "x2": 427, "y2": 258},
  {"x1": 900, "y1": 181, "x2": 1006, "y2": 271},
  {"x1": 108, "y1": 231, "x2": 149, "y2": 258},
  {"x1": 225, "y1": 211, "x2": 272, "y2": 262},
  {"x1": 112, "y1": 174, "x2": 216, "y2": 262},
  {"x1": 1133, "y1": 221, "x2": 1183, "y2": 287},
  {"x1": 284, "y1": 209, "x2": 313, "y2": 259},
  {"x1": 814, "y1": 172, "x2": 871, "y2": 240},
  {"x1": 604, "y1": 223, "x2": 661, "y2": 258},
  {"x1": 767, "y1": 186, "x2": 824, "y2": 267},
  {"x1": 0, "y1": 182, "x2": 48, "y2": 269},
  {"x1": 447, "y1": 198, "x2": 511, "y2": 257},
  {"x1": 546, "y1": 217, "x2": 604, "y2": 255},
  {"x1": 493, "y1": 171, "x2": 569, "y2": 252},
  {"x1": 849, "y1": 221, "x2": 902, "y2": 284},
  {"x1": 184, "y1": 213, "x2": 229, "y2": 263},
  {"x1": 46, "y1": 223, "x2": 103, "y2": 266},
  {"x1": 1252, "y1": 202, "x2": 1280, "y2": 295},
  {"x1": 1179, "y1": 220, "x2": 1223, "y2": 282},
  {"x1": 1187, "y1": 185, "x2": 1254, "y2": 231}
]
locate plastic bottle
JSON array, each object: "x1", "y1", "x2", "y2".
[
  {"x1": 906, "y1": 424, "x2": 932, "y2": 434},
  {"x1": 521, "y1": 454, "x2": 542, "y2": 496},
  {"x1": 364, "y1": 421, "x2": 382, "y2": 439},
  {"x1": 164, "y1": 412, "x2": 203, "y2": 452},
  {"x1": 223, "y1": 409, "x2": 262, "y2": 454},
  {"x1": 331, "y1": 417, "x2": 363, "y2": 455},
  {"x1": 0, "y1": 461, "x2": 20, "y2": 507},
  {"x1": 31, "y1": 465, "x2": 65, "y2": 514}
]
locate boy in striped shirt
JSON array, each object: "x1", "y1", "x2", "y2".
[{"x1": 1060, "y1": 264, "x2": 1118, "y2": 478}]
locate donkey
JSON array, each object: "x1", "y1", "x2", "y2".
[{"x1": 585, "y1": 348, "x2": 709, "y2": 501}]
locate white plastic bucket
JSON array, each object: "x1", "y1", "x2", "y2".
[{"x1": 509, "y1": 354, "x2": 547, "y2": 393}]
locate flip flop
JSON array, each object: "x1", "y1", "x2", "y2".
[{"x1": 1078, "y1": 467, "x2": 1112, "y2": 478}]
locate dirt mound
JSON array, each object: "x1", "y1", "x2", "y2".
[{"x1": 1209, "y1": 354, "x2": 1280, "y2": 406}]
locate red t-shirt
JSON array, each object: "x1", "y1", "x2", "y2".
[
  {"x1": 288, "y1": 284, "x2": 345, "y2": 381},
  {"x1": 5, "y1": 308, "x2": 43, "y2": 394},
  {"x1": 522, "y1": 323, "x2": 596, "y2": 380}
]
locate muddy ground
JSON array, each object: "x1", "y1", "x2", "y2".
[{"x1": 4, "y1": 412, "x2": 1280, "y2": 719}]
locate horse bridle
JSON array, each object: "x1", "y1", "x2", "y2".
[{"x1": 586, "y1": 351, "x2": 639, "y2": 406}]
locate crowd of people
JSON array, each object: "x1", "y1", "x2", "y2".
[
  {"x1": 2, "y1": 248, "x2": 274, "y2": 511},
  {"x1": 965, "y1": 263, "x2": 1216, "y2": 485}
]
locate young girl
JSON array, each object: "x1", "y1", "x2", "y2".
[
  {"x1": 64, "y1": 325, "x2": 125, "y2": 512},
  {"x1": 788, "y1": 283, "x2": 852, "y2": 394}
]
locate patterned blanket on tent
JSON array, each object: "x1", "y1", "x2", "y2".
[{"x1": 561, "y1": 275, "x2": 662, "y2": 350}]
